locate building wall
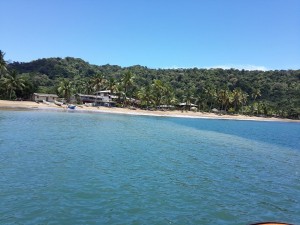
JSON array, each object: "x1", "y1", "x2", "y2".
[{"x1": 33, "y1": 95, "x2": 57, "y2": 102}]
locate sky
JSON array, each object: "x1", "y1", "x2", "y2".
[{"x1": 1, "y1": 0, "x2": 299, "y2": 70}]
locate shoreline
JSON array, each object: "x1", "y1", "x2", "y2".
[{"x1": 0, "y1": 100, "x2": 298, "y2": 123}]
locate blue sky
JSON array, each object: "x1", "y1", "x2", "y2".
[{"x1": 1, "y1": 0, "x2": 299, "y2": 70}]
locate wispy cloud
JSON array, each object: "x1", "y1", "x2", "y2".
[
  {"x1": 210, "y1": 64, "x2": 268, "y2": 71},
  {"x1": 159, "y1": 64, "x2": 268, "y2": 71},
  {"x1": 161, "y1": 65, "x2": 200, "y2": 70}
]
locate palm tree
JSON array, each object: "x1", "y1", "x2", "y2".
[
  {"x1": 241, "y1": 91, "x2": 249, "y2": 114},
  {"x1": 163, "y1": 84, "x2": 177, "y2": 109},
  {"x1": 232, "y1": 88, "x2": 243, "y2": 112},
  {"x1": 182, "y1": 89, "x2": 194, "y2": 111},
  {"x1": 195, "y1": 94, "x2": 205, "y2": 112},
  {"x1": 0, "y1": 50, "x2": 8, "y2": 78},
  {"x1": 92, "y1": 73, "x2": 106, "y2": 93},
  {"x1": 82, "y1": 78, "x2": 94, "y2": 94},
  {"x1": 207, "y1": 87, "x2": 217, "y2": 112},
  {"x1": 121, "y1": 71, "x2": 135, "y2": 94},
  {"x1": 260, "y1": 101, "x2": 272, "y2": 116},
  {"x1": 107, "y1": 77, "x2": 119, "y2": 94},
  {"x1": 137, "y1": 85, "x2": 152, "y2": 108},
  {"x1": 151, "y1": 79, "x2": 166, "y2": 108},
  {"x1": 121, "y1": 71, "x2": 135, "y2": 106},
  {"x1": 251, "y1": 88, "x2": 261, "y2": 101},
  {"x1": 1, "y1": 70, "x2": 25, "y2": 100},
  {"x1": 15, "y1": 74, "x2": 38, "y2": 100},
  {"x1": 57, "y1": 79, "x2": 73, "y2": 103},
  {"x1": 218, "y1": 88, "x2": 231, "y2": 111},
  {"x1": 73, "y1": 76, "x2": 85, "y2": 94}
]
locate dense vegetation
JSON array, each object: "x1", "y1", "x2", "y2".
[{"x1": 1, "y1": 50, "x2": 299, "y2": 119}]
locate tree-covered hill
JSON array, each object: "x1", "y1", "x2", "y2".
[
  {"x1": 8, "y1": 57, "x2": 104, "y2": 79},
  {"x1": 1, "y1": 53, "x2": 300, "y2": 119}
]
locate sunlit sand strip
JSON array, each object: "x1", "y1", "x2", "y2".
[{"x1": 0, "y1": 100, "x2": 298, "y2": 123}]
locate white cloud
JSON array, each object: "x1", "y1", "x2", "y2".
[
  {"x1": 210, "y1": 64, "x2": 268, "y2": 71},
  {"x1": 158, "y1": 64, "x2": 268, "y2": 71},
  {"x1": 161, "y1": 65, "x2": 200, "y2": 70}
]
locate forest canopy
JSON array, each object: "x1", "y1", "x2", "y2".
[{"x1": 1, "y1": 52, "x2": 299, "y2": 119}]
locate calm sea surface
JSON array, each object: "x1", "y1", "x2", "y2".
[{"x1": 0, "y1": 110, "x2": 299, "y2": 225}]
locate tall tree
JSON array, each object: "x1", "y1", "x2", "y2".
[
  {"x1": 121, "y1": 71, "x2": 135, "y2": 106},
  {"x1": 182, "y1": 89, "x2": 194, "y2": 111},
  {"x1": 92, "y1": 73, "x2": 106, "y2": 93},
  {"x1": 73, "y1": 76, "x2": 85, "y2": 94},
  {"x1": 218, "y1": 88, "x2": 231, "y2": 111},
  {"x1": 251, "y1": 88, "x2": 261, "y2": 101},
  {"x1": 205, "y1": 86, "x2": 217, "y2": 112},
  {"x1": 107, "y1": 77, "x2": 119, "y2": 94},
  {"x1": 83, "y1": 78, "x2": 94, "y2": 94},
  {"x1": 241, "y1": 91, "x2": 249, "y2": 114},
  {"x1": 137, "y1": 85, "x2": 152, "y2": 108},
  {"x1": 195, "y1": 94, "x2": 205, "y2": 112},
  {"x1": 16, "y1": 74, "x2": 38, "y2": 100},
  {"x1": 0, "y1": 70, "x2": 25, "y2": 100},
  {"x1": 57, "y1": 79, "x2": 73, "y2": 103},
  {"x1": 163, "y1": 84, "x2": 177, "y2": 108},
  {"x1": 232, "y1": 88, "x2": 243, "y2": 112},
  {"x1": 151, "y1": 79, "x2": 165, "y2": 108}
]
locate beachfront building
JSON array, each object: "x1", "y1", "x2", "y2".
[
  {"x1": 32, "y1": 93, "x2": 58, "y2": 102},
  {"x1": 95, "y1": 90, "x2": 118, "y2": 103},
  {"x1": 76, "y1": 90, "x2": 117, "y2": 107},
  {"x1": 75, "y1": 94, "x2": 101, "y2": 104},
  {"x1": 157, "y1": 105, "x2": 175, "y2": 110}
]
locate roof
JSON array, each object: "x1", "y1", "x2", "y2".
[
  {"x1": 76, "y1": 94, "x2": 102, "y2": 98},
  {"x1": 33, "y1": 93, "x2": 58, "y2": 97},
  {"x1": 95, "y1": 90, "x2": 111, "y2": 94},
  {"x1": 158, "y1": 105, "x2": 175, "y2": 108},
  {"x1": 179, "y1": 103, "x2": 197, "y2": 106}
]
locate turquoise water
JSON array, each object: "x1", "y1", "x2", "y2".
[{"x1": 0, "y1": 110, "x2": 299, "y2": 225}]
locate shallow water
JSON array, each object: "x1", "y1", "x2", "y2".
[{"x1": 0, "y1": 110, "x2": 299, "y2": 224}]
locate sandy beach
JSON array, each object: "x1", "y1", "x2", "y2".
[{"x1": 0, "y1": 100, "x2": 298, "y2": 122}]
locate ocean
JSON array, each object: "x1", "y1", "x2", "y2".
[{"x1": 0, "y1": 110, "x2": 299, "y2": 224}]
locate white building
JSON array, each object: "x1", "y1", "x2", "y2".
[
  {"x1": 32, "y1": 93, "x2": 58, "y2": 102},
  {"x1": 76, "y1": 90, "x2": 117, "y2": 107}
]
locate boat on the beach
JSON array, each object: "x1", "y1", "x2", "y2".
[
  {"x1": 67, "y1": 104, "x2": 76, "y2": 109},
  {"x1": 42, "y1": 100, "x2": 50, "y2": 105},
  {"x1": 54, "y1": 100, "x2": 64, "y2": 106}
]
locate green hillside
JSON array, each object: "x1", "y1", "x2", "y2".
[{"x1": 1, "y1": 53, "x2": 300, "y2": 119}]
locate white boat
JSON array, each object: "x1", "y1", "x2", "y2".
[
  {"x1": 54, "y1": 100, "x2": 64, "y2": 106},
  {"x1": 42, "y1": 100, "x2": 50, "y2": 105}
]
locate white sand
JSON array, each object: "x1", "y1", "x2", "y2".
[{"x1": 0, "y1": 100, "x2": 298, "y2": 123}]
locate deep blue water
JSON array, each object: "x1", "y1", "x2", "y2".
[{"x1": 0, "y1": 110, "x2": 299, "y2": 225}]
